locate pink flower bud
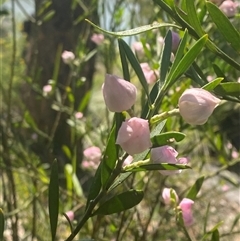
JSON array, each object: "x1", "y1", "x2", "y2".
[
  {"x1": 75, "y1": 112, "x2": 83, "y2": 119},
  {"x1": 116, "y1": 117, "x2": 152, "y2": 155},
  {"x1": 178, "y1": 88, "x2": 221, "y2": 125},
  {"x1": 151, "y1": 146, "x2": 180, "y2": 175},
  {"x1": 102, "y1": 74, "x2": 137, "y2": 112},
  {"x1": 91, "y1": 33, "x2": 104, "y2": 45},
  {"x1": 82, "y1": 146, "x2": 101, "y2": 170},
  {"x1": 61, "y1": 51, "x2": 75, "y2": 64},
  {"x1": 65, "y1": 211, "x2": 74, "y2": 221},
  {"x1": 140, "y1": 63, "x2": 158, "y2": 84},
  {"x1": 219, "y1": 0, "x2": 238, "y2": 17},
  {"x1": 43, "y1": 84, "x2": 52, "y2": 94},
  {"x1": 179, "y1": 198, "x2": 194, "y2": 227},
  {"x1": 162, "y1": 188, "x2": 179, "y2": 205}
]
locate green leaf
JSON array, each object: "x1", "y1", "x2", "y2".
[
  {"x1": 0, "y1": 208, "x2": 4, "y2": 241},
  {"x1": 185, "y1": 0, "x2": 205, "y2": 36},
  {"x1": 48, "y1": 159, "x2": 59, "y2": 241},
  {"x1": 101, "y1": 125, "x2": 118, "y2": 187},
  {"x1": 186, "y1": 176, "x2": 204, "y2": 200},
  {"x1": 202, "y1": 221, "x2": 223, "y2": 239},
  {"x1": 92, "y1": 190, "x2": 144, "y2": 216},
  {"x1": 170, "y1": 29, "x2": 188, "y2": 72},
  {"x1": 211, "y1": 229, "x2": 220, "y2": 241},
  {"x1": 206, "y1": 1, "x2": 240, "y2": 52},
  {"x1": 160, "y1": 30, "x2": 173, "y2": 84},
  {"x1": 118, "y1": 39, "x2": 149, "y2": 99},
  {"x1": 165, "y1": 34, "x2": 208, "y2": 89},
  {"x1": 86, "y1": 163, "x2": 102, "y2": 209},
  {"x1": 151, "y1": 131, "x2": 186, "y2": 146},
  {"x1": 118, "y1": 39, "x2": 130, "y2": 81},
  {"x1": 214, "y1": 82, "x2": 240, "y2": 97},
  {"x1": 202, "y1": 78, "x2": 224, "y2": 91},
  {"x1": 150, "y1": 120, "x2": 167, "y2": 138},
  {"x1": 124, "y1": 163, "x2": 191, "y2": 172},
  {"x1": 85, "y1": 19, "x2": 180, "y2": 37}
]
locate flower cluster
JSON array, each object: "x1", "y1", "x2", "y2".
[
  {"x1": 102, "y1": 73, "x2": 221, "y2": 156},
  {"x1": 162, "y1": 188, "x2": 194, "y2": 227}
]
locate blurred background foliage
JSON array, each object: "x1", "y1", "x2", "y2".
[{"x1": 0, "y1": 0, "x2": 239, "y2": 240}]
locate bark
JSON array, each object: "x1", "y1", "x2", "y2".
[{"x1": 21, "y1": 0, "x2": 99, "y2": 169}]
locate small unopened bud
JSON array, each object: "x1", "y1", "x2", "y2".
[
  {"x1": 102, "y1": 74, "x2": 137, "y2": 112},
  {"x1": 116, "y1": 117, "x2": 151, "y2": 155},
  {"x1": 91, "y1": 33, "x2": 104, "y2": 45},
  {"x1": 61, "y1": 51, "x2": 75, "y2": 64},
  {"x1": 178, "y1": 88, "x2": 221, "y2": 125},
  {"x1": 162, "y1": 188, "x2": 179, "y2": 205},
  {"x1": 151, "y1": 146, "x2": 181, "y2": 175}
]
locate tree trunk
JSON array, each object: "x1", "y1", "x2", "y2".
[{"x1": 22, "y1": 0, "x2": 99, "y2": 170}]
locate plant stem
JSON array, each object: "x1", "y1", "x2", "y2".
[{"x1": 150, "y1": 108, "x2": 180, "y2": 125}]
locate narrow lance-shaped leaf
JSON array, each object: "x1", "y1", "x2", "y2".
[
  {"x1": 185, "y1": 0, "x2": 205, "y2": 36},
  {"x1": 165, "y1": 34, "x2": 208, "y2": 89},
  {"x1": 206, "y1": 1, "x2": 240, "y2": 53},
  {"x1": 85, "y1": 19, "x2": 180, "y2": 37},
  {"x1": 48, "y1": 159, "x2": 59, "y2": 241},
  {"x1": 214, "y1": 82, "x2": 240, "y2": 98},
  {"x1": 101, "y1": 125, "x2": 118, "y2": 188},
  {"x1": 118, "y1": 39, "x2": 130, "y2": 81},
  {"x1": 0, "y1": 208, "x2": 4, "y2": 241},
  {"x1": 211, "y1": 229, "x2": 220, "y2": 241},
  {"x1": 160, "y1": 30, "x2": 173, "y2": 85},
  {"x1": 123, "y1": 163, "x2": 191, "y2": 173},
  {"x1": 202, "y1": 78, "x2": 224, "y2": 91},
  {"x1": 92, "y1": 190, "x2": 144, "y2": 216},
  {"x1": 86, "y1": 163, "x2": 102, "y2": 209},
  {"x1": 186, "y1": 176, "x2": 204, "y2": 200},
  {"x1": 170, "y1": 29, "x2": 188, "y2": 73},
  {"x1": 151, "y1": 131, "x2": 186, "y2": 146},
  {"x1": 118, "y1": 39, "x2": 150, "y2": 100}
]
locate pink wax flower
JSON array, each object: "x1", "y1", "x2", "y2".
[
  {"x1": 65, "y1": 210, "x2": 74, "y2": 221},
  {"x1": 116, "y1": 117, "x2": 152, "y2": 155},
  {"x1": 82, "y1": 146, "x2": 101, "y2": 170},
  {"x1": 150, "y1": 145, "x2": 184, "y2": 175},
  {"x1": 179, "y1": 198, "x2": 194, "y2": 227},
  {"x1": 75, "y1": 112, "x2": 83, "y2": 119},
  {"x1": 140, "y1": 63, "x2": 158, "y2": 84},
  {"x1": 91, "y1": 33, "x2": 104, "y2": 45},
  {"x1": 219, "y1": 0, "x2": 238, "y2": 17},
  {"x1": 61, "y1": 50, "x2": 75, "y2": 64},
  {"x1": 102, "y1": 74, "x2": 137, "y2": 112},
  {"x1": 162, "y1": 187, "x2": 179, "y2": 205},
  {"x1": 178, "y1": 88, "x2": 221, "y2": 125}
]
